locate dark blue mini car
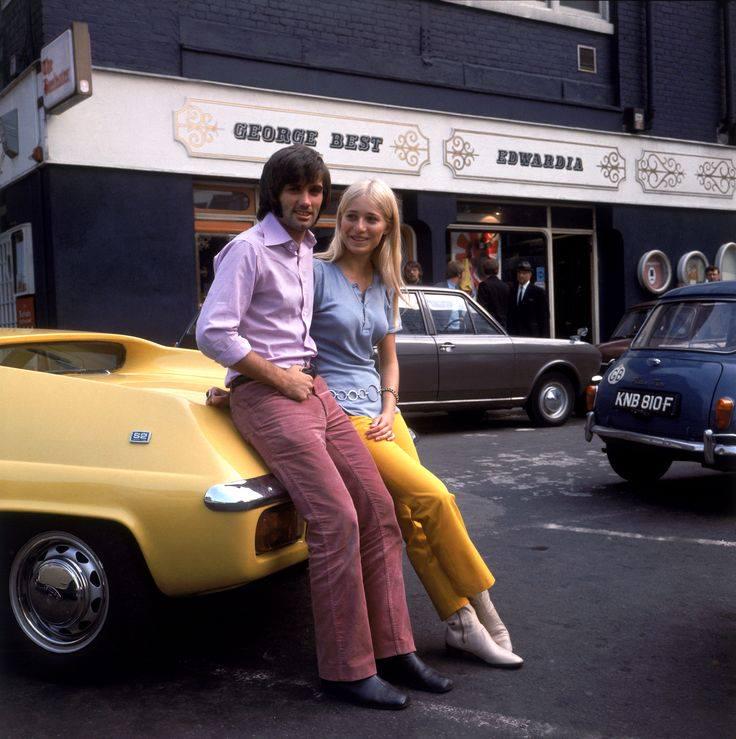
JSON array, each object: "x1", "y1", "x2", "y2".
[{"x1": 586, "y1": 282, "x2": 736, "y2": 482}]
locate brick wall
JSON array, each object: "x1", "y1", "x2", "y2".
[{"x1": 1, "y1": 0, "x2": 729, "y2": 143}]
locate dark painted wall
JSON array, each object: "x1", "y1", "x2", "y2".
[
  {"x1": 8, "y1": 0, "x2": 726, "y2": 144},
  {"x1": 0, "y1": 170, "x2": 54, "y2": 326},
  {"x1": 45, "y1": 166, "x2": 196, "y2": 344}
]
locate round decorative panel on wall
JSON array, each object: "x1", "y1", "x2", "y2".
[
  {"x1": 677, "y1": 251, "x2": 708, "y2": 285},
  {"x1": 637, "y1": 250, "x2": 672, "y2": 295},
  {"x1": 716, "y1": 242, "x2": 736, "y2": 281}
]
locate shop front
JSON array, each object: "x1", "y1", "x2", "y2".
[{"x1": 1, "y1": 67, "x2": 735, "y2": 343}]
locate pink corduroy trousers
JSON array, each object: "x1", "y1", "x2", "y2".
[{"x1": 230, "y1": 376, "x2": 415, "y2": 681}]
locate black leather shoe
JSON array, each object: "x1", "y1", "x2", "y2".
[
  {"x1": 376, "y1": 652, "x2": 454, "y2": 693},
  {"x1": 320, "y1": 675, "x2": 410, "y2": 710}
]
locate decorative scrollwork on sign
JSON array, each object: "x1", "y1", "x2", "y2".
[
  {"x1": 635, "y1": 152, "x2": 685, "y2": 191},
  {"x1": 696, "y1": 159, "x2": 736, "y2": 196},
  {"x1": 443, "y1": 135, "x2": 478, "y2": 174},
  {"x1": 391, "y1": 129, "x2": 429, "y2": 169},
  {"x1": 174, "y1": 104, "x2": 221, "y2": 150},
  {"x1": 597, "y1": 150, "x2": 626, "y2": 185}
]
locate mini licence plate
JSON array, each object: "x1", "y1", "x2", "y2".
[{"x1": 614, "y1": 390, "x2": 680, "y2": 417}]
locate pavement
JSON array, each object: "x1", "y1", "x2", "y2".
[{"x1": 1, "y1": 412, "x2": 734, "y2": 738}]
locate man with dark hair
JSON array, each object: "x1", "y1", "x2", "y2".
[
  {"x1": 197, "y1": 145, "x2": 450, "y2": 710},
  {"x1": 434, "y1": 260, "x2": 463, "y2": 290},
  {"x1": 507, "y1": 260, "x2": 549, "y2": 337},
  {"x1": 706, "y1": 264, "x2": 721, "y2": 282},
  {"x1": 476, "y1": 257, "x2": 510, "y2": 328},
  {"x1": 402, "y1": 260, "x2": 423, "y2": 285}
]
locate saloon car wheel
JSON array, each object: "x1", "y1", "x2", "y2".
[
  {"x1": 2, "y1": 522, "x2": 154, "y2": 672},
  {"x1": 606, "y1": 445, "x2": 672, "y2": 484},
  {"x1": 526, "y1": 373, "x2": 574, "y2": 426}
]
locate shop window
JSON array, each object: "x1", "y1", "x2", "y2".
[
  {"x1": 457, "y1": 201, "x2": 546, "y2": 228},
  {"x1": 439, "y1": 1, "x2": 612, "y2": 34},
  {"x1": 550, "y1": 206, "x2": 593, "y2": 229}
]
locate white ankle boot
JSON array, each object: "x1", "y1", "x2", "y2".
[
  {"x1": 445, "y1": 605, "x2": 523, "y2": 668},
  {"x1": 469, "y1": 590, "x2": 514, "y2": 652}
]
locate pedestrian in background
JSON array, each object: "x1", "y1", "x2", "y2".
[
  {"x1": 476, "y1": 257, "x2": 510, "y2": 328},
  {"x1": 507, "y1": 259, "x2": 549, "y2": 337},
  {"x1": 403, "y1": 260, "x2": 423, "y2": 285},
  {"x1": 434, "y1": 260, "x2": 464, "y2": 290},
  {"x1": 706, "y1": 264, "x2": 721, "y2": 282}
]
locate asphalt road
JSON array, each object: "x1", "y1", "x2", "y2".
[{"x1": 2, "y1": 412, "x2": 735, "y2": 738}]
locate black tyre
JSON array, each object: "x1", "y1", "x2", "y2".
[
  {"x1": 525, "y1": 372, "x2": 575, "y2": 426},
  {"x1": 606, "y1": 445, "x2": 672, "y2": 483},
  {"x1": 1, "y1": 518, "x2": 155, "y2": 675}
]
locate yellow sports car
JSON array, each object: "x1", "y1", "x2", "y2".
[{"x1": 0, "y1": 329, "x2": 307, "y2": 666}]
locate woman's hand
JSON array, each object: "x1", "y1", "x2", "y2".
[
  {"x1": 206, "y1": 386, "x2": 231, "y2": 407},
  {"x1": 365, "y1": 409, "x2": 396, "y2": 442}
]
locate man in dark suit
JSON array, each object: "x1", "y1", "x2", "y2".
[
  {"x1": 476, "y1": 257, "x2": 509, "y2": 328},
  {"x1": 507, "y1": 260, "x2": 549, "y2": 337}
]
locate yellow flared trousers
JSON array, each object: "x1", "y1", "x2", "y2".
[{"x1": 350, "y1": 414, "x2": 495, "y2": 620}]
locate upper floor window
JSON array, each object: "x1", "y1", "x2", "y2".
[{"x1": 440, "y1": 1, "x2": 613, "y2": 34}]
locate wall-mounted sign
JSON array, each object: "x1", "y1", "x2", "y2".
[
  {"x1": 677, "y1": 250, "x2": 708, "y2": 285},
  {"x1": 637, "y1": 250, "x2": 672, "y2": 295},
  {"x1": 15, "y1": 295, "x2": 35, "y2": 328},
  {"x1": 173, "y1": 98, "x2": 430, "y2": 176},
  {"x1": 40, "y1": 21, "x2": 93, "y2": 114},
  {"x1": 716, "y1": 242, "x2": 736, "y2": 281},
  {"x1": 443, "y1": 129, "x2": 626, "y2": 190}
]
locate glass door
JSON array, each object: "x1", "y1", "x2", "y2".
[{"x1": 551, "y1": 233, "x2": 593, "y2": 339}]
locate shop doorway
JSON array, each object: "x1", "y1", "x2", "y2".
[{"x1": 552, "y1": 234, "x2": 593, "y2": 339}]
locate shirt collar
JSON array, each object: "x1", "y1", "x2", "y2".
[{"x1": 261, "y1": 212, "x2": 317, "y2": 250}]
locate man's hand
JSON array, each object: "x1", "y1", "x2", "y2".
[
  {"x1": 206, "y1": 387, "x2": 231, "y2": 407},
  {"x1": 278, "y1": 365, "x2": 314, "y2": 401}
]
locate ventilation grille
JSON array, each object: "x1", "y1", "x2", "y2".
[{"x1": 578, "y1": 45, "x2": 597, "y2": 73}]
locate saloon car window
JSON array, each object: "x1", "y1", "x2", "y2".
[
  {"x1": 633, "y1": 302, "x2": 736, "y2": 353},
  {"x1": 0, "y1": 341, "x2": 126, "y2": 374},
  {"x1": 398, "y1": 292, "x2": 426, "y2": 335},
  {"x1": 425, "y1": 293, "x2": 474, "y2": 334},
  {"x1": 468, "y1": 302, "x2": 502, "y2": 335}
]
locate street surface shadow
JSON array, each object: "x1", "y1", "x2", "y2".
[
  {"x1": 601, "y1": 471, "x2": 736, "y2": 516},
  {"x1": 404, "y1": 408, "x2": 541, "y2": 435}
]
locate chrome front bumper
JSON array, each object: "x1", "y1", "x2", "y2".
[
  {"x1": 584, "y1": 413, "x2": 736, "y2": 466},
  {"x1": 204, "y1": 473, "x2": 289, "y2": 512}
]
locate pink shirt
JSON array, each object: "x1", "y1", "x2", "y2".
[{"x1": 196, "y1": 213, "x2": 317, "y2": 386}]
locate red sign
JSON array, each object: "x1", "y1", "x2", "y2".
[{"x1": 16, "y1": 295, "x2": 35, "y2": 327}]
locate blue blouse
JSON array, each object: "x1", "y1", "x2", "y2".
[{"x1": 312, "y1": 259, "x2": 400, "y2": 417}]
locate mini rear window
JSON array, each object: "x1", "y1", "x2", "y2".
[
  {"x1": 0, "y1": 341, "x2": 126, "y2": 374},
  {"x1": 632, "y1": 302, "x2": 736, "y2": 353}
]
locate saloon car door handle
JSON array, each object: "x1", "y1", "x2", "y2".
[{"x1": 439, "y1": 342, "x2": 455, "y2": 353}]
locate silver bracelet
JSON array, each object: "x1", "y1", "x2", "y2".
[{"x1": 380, "y1": 386, "x2": 399, "y2": 404}]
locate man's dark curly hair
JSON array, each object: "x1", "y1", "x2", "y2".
[{"x1": 257, "y1": 145, "x2": 332, "y2": 221}]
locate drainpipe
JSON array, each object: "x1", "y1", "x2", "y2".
[{"x1": 645, "y1": 0, "x2": 655, "y2": 130}]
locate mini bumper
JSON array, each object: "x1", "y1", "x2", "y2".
[{"x1": 584, "y1": 413, "x2": 736, "y2": 466}]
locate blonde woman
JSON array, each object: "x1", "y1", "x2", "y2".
[{"x1": 311, "y1": 180, "x2": 523, "y2": 668}]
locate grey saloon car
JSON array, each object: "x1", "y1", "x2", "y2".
[
  {"x1": 395, "y1": 287, "x2": 601, "y2": 425},
  {"x1": 178, "y1": 286, "x2": 600, "y2": 426}
]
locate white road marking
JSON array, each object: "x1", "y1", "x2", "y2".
[
  {"x1": 542, "y1": 523, "x2": 736, "y2": 548},
  {"x1": 417, "y1": 701, "x2": 562, "y2": 736}
]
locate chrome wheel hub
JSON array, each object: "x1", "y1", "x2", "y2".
[
  {"x1": 541, "y1": 383, "x2": 568, "y2": 420},
  {"x1": 9, "y1": 532, "x2": 109, "y2": 653}
]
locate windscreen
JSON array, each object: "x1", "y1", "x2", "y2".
[
  {"x1": 632, "y1": 301, "x2": 736, "y2": 353},
  {"x1": 0, "y1": 341, "x2": 126, "y2": 374}
]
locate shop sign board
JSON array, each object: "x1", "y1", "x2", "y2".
[
  {"x1": 40, "y1": 22, "x2": 93, "y2": 113},
  {"x1": 0, "y1": 70, "x2": 41, "y2": 189},
  {"x1": 173, "y1": 98, "x2": 430, "y2": 176}
]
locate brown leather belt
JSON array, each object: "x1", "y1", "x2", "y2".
[{"x1": 230, "y1": 365, "x2": 315, "y2": 390}]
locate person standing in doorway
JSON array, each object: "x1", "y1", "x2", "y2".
[
  {"x1": 507, "y1": 260, "x2": 549, "y2": 337},
  {"x1": 197, "y1": 145, "x2": 450, "y2": 710},
  {"x1": 403, "y1": 260, "x2": 423, "y2": 285},
  {"x1": 706, "y1": 264, "x2": 721, "y2": 282},
  {"x1": 476, "y1": 257, "x2": 510, "y2": 328},
  {"x1": 434, "y1": 260, "x2": 464, "y2": 290}
]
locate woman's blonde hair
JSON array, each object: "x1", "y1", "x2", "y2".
[{"x1": 318, "y1": 178, "x2": 404, "y2": 326}]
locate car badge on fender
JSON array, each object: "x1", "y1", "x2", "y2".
[
  {"x1": 129, "y1": 431, "x2": 152, "y2": 444},
  {"x1": 608, "y1": 365, "x2": 626, "y2": 384}
]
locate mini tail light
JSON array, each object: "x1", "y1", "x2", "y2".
[
  {"x1": 715, "y1": 397, "x2": 734, "y2": 431},
  {"x1": 585, "y1": 384, "x2": 598, "y2": 412},
  {"x1": 255, "y1": 503, "x2": 304, "y2": 554}
]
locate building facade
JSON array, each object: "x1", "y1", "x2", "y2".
[{"x1": 1, "y1": 0, "x2": 735, "y2": 344}]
